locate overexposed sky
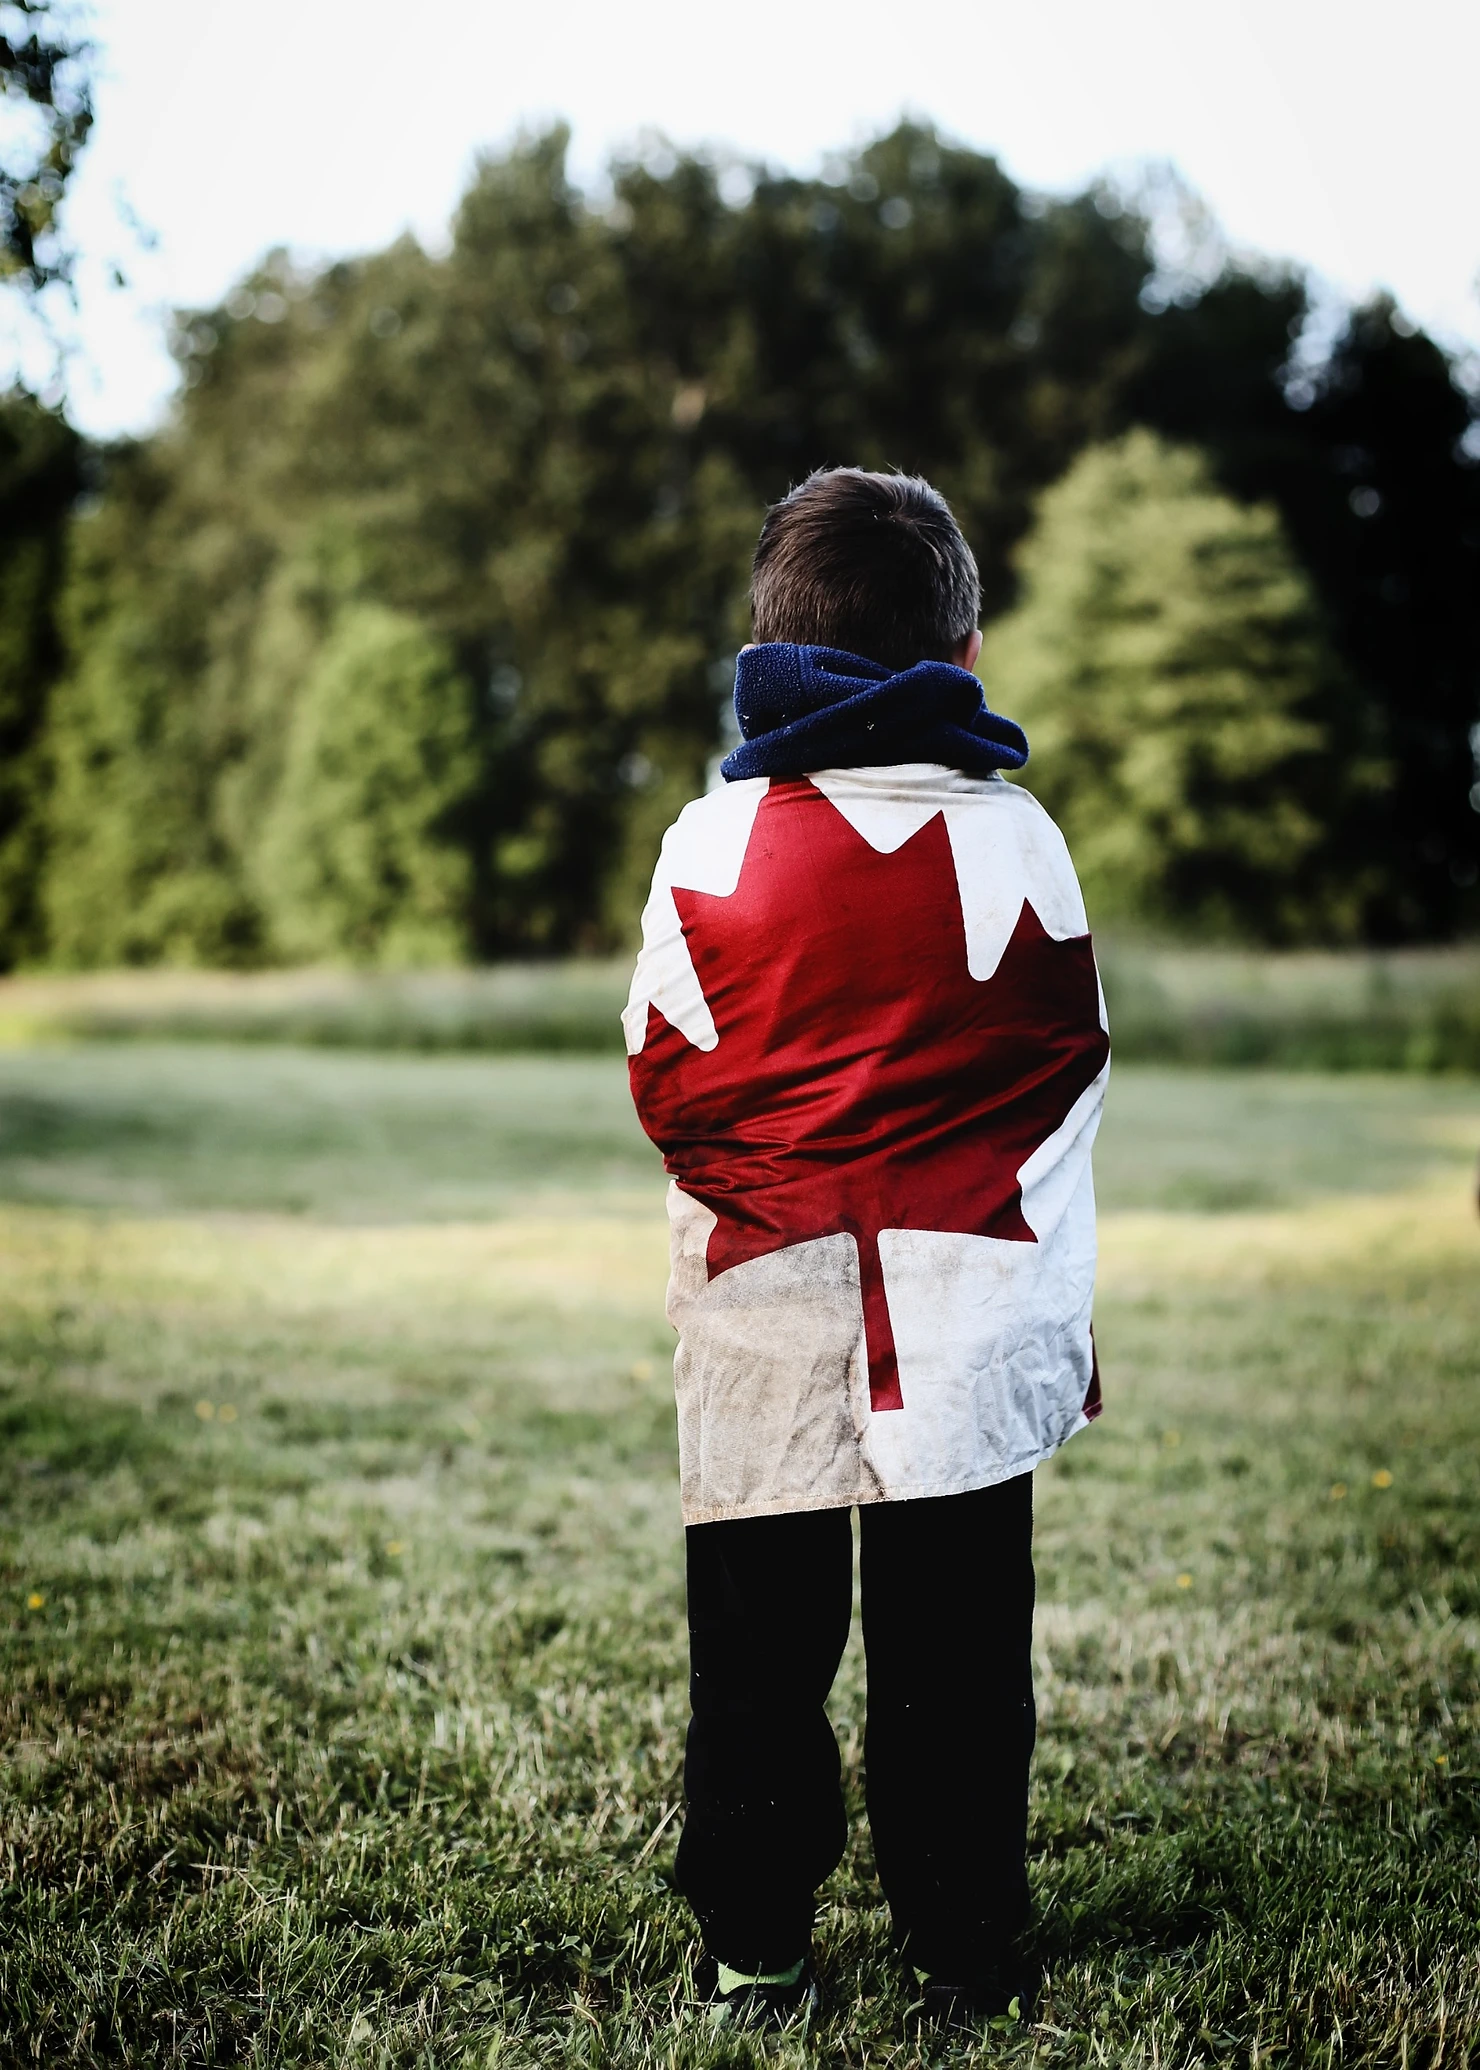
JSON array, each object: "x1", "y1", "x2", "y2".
[{"x1": 10, "y1": 0, "x2": 1480, "y2": 435}]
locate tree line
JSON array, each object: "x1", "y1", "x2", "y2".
[{"x1": 3, "y1": 122, "x2": 1478, "y2": 967}]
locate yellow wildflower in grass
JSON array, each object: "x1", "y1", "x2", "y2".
[
  {"x1": 1372, "y1": 1469, "x2": 1394, "y2": 1489},
  {"x1": 1436, "y1": 1754, "x2": 1448, "y2": 1765},
  {"x1": 1176, "y1": 1573, "x2": 1193, "y2": 1588},
  {"x1": 385, "y1": 1540, "x2": 405, "y2": 1556},
  {"x1": 218, "y1": 1403, "x2": 238, "y2": 1423},
  {"x1": 1330, "y1": 1482, "x2": 1348, "y2": 1500},
  {"x1": 195, "y1": 1400, "x2": 215, "y2": 1420},
  {"x1": 27, "y1": 1592, "x2": 44, "y2": 1609}
]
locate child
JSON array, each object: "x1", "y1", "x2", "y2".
[{"x1": 625, "y1": 468, "x2": 1109, "y2": 2030}]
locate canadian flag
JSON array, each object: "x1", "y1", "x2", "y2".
[{"x1": 627, "y1": 763, "x2": 1109, "y2": 1524}]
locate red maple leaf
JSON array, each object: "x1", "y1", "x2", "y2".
[{"x1": 630, "y1": 779, "x2": 1109, "y2": 1411}]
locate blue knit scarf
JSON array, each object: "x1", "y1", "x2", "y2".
[{"x1": 719, "y1": 643, "x2": 1029, "y2": 783}]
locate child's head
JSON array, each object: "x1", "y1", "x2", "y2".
[{"x1": 750, "y1": 467, "x2": 981, "y2": 674}]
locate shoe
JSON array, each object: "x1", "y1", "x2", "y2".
[
  {"x1": 913, "y1": 1968, "x2": 1027, "y2": 2031},
  {"x1": 695, "y1": 1949, "x2": 819, "y2": 2030}
]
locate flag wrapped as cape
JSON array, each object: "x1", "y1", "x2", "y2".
[{"x1": 626, "y1": 760, "x2": 1110, "y2": 1524}]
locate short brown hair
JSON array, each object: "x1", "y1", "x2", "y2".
[{"x1": 750, "y1": 468, "x2": 980, "y2": 672}]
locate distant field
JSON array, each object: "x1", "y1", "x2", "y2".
[
  {"x1": 1097, "y1": 940, "x2": 1480, "y2": 1072},
  {"x1": 3, "y1": 942, "x2": 1480, "y2": 1070},
  {"x1": 2, "y1": 1047, "x2": 1479, "y2": 2066},
  {"x1": 0, "y1": 963, "x2": 636, "y2": 1055}
]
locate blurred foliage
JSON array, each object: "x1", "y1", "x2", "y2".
[
  {"x1": 9, "y1": 124, "x2": 1480, "y2": 965},
  {"x1": 255, "y1": 603, "x2": 476, "y2": 964},
  {"x1": 1127, "y1": 283, "x2": 1480, "y2": 938},
  {"x1": 0, "y1": 388, "x2": 81, "y2": 960},
  {"x1": 0, "y1": 0, "x2": 92, "y2": 291},
  {"x1": 982, "y1": 430, "x2": 1387, "y2": 940}
]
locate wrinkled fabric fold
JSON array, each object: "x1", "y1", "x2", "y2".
[{"x1": 720, "y1": 642, "x2": 1028, "y2": 782}]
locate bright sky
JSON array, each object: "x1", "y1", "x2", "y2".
[{"x1": 10, "y1": 0, "x2": 1480, "y2": 436}]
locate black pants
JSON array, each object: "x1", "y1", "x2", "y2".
[{"x1": 674, "y1": 1474, "x2": 1035, "y2": 1979}]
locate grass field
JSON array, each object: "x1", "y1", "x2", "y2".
[{"x1": 2, "y1": 1046, "x2": 1480, "y2": 2067}]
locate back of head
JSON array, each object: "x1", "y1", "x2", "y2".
[{"x1": 750, "y1": 467, "x2": 981, "y2": 674}]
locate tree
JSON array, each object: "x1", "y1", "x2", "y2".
[
  {"x1": 613, "y1": 124, "x2": 1151, "y2": 619},
  {"x1": 0, "y1": 386, "x2": 80, "y2": 964},
  {"x1": 42, "y1": 439, "x2": 264, "y2": 968},
  {"x1": 1, "y1": 0, "x2": 93, "y2": 291},
  {"x1": 36, "y1": 127, "x2": 1163, "y2": 965},
  {"x1": 255, "y1": 604, "x2": 475, "y2": 964},
  {"x1": 1125, "y1": 287, "x2": 1480, "y2": 935},
  {"x1": 30, "y1": 125, "x2": 1476, "y2": 964},
  {"x1": 0, "y1": 4, "x2": 95, "y2": 964},
  {"x1": 979, "y1": 430, "x2": 1386, "y2": 941}
]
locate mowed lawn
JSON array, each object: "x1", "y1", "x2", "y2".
[{"x1": 2, "y1": 1047, "x2": 1479, "y2": 2069}]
